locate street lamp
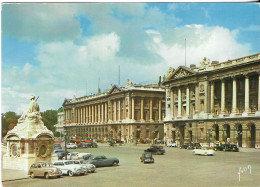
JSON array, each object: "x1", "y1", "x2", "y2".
[
  {"x1": 208, "y1": 129, "x2": 212, "y2": 148},
  {"x1": 64, "y1": 127, "x2": 68, "y2": 160}
]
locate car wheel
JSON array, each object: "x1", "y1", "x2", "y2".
[
  {"x1": 45, "y1": 173, "x2": 50, "y2": 179},
  {"x1": 68, "y1": 170, "x2": 74, "y2": 177},
  {"x1": 113, "y1": 161, "x2": 119, "y2": 166},
  {"x1": 30, "y1": 172, "x2": 35, "y2": 178}
]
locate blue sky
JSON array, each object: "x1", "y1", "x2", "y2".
[{"x1": 1, "y1": 3, "x2": 260, "y2": 114}]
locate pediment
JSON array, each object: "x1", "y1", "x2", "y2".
[
  {"x1": 108, "y1": 85, "x2": 122, "y2": 94},
  {"x1": 168, "y1": 66, "x2": 197, "y2": 80}
]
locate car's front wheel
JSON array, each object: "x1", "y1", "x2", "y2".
[
  {"x1": 45, "y1": 173, "x2": 50, "y2": 179},
  {"x1": 30, "y1": 172, "x2": 35, "y2": 178},
  {"x1": 68, "y1": 170, "x2": 74, "y2": 177},
  {"x1": 113, "y1": 161, "x2": 119, "y2": 166}
]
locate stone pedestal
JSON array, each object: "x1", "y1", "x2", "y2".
[{"x1": 3, "y1": 112, "x2": 55, "y2": 171}]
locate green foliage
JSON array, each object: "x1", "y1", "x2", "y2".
[
  {"x1": 41, "y1": 110, "x2": 58, "y2": 132},
  {"x1": 54, "y1": 131, "x2": 61, "y2": 137},
  {"x1": 1, "y1": 112, "x2": 19, "y2": 137},
  {"x1": 58, "y1": 107, "x2": 64, "y2": 112}
]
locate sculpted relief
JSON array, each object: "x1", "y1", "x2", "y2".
[{"x1": 174, "y1": 69, "x2": 191, "y2": 79}]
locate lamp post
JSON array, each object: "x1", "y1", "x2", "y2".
[
  {"x1": 208, "y1": 129, "x2": 212, "y2": 148},
  {"x1": 64, "y1": 127, "x2": 68, "y2": 160}
]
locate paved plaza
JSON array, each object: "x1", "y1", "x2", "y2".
[{"x1": 2, "y1": 143, "x2": 260, "y2": 187}]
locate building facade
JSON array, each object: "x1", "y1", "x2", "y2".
[
  {"x1": 54, "y1": 112, "x2": 64, "y2": 136},
  {"x1": 163, "y1": 53, "x2": 260, "y2": 148},
  {"x1": 62, "y1": 80, "x2": 165, "y2": 143}
]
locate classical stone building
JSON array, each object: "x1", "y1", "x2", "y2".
[
  {"x1": 163, "y1": 53, "x2": 260, "y2": 148},
  {"x1": 54, "y1": 112, "x2": 64, "y2": 136},
  {"x1": 62, "y1": 80, "x2": 165, "y2": 143}
]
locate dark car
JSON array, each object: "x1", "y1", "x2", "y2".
[
  {"x1": 192, "y1": 143, "x2": 201, "y2": 149},
  {"x1": 85, "y1": 155, "x2": 119, "y2": 167},
  {"x1": 140, "y1": 152, "x2": 154, "y2": 163},
  {"x1": 77, "y1": 142, "x2": 88, "y2": 148},
  {"x1": 180, "y1": 143, "x2": 191, "y2": 149},
  {"x1": 223, "y1": 144, "x2": 239, "y2": 152},
  {"x1": 86, "y1": 142, "x2": 98, "y2": 148},
  {"x1": 145, "y1": 145, "x2": 165, "y2": 155},
  {"x1": 214, "y1": 144, "x2": 225, "y2": 151}
]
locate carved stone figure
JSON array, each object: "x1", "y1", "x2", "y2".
[
  {"x1": 200, "y1": 57, "x2": 210, "y2": 67},
  {"x1": 18, "y1": 95, "x2": 40, "y2": 123}
]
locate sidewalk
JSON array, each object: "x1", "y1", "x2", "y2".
[{"x1": 1, "y1": 169, "x2": 29, "y2": 182}]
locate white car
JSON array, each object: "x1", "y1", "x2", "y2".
[
  {"x1": 66, "y1": 143, "x2": 77, "y2": 149},
  {"x1": 192, "y1": 148, "x2": 215, "y2": 156},
  {"x1": 53, "y1": 160, "x2": 86, "y2": 176},
  {"x1": 72, "y1": 160, "x2": 96, "y2": 173},
  {"x1": 166, "y1": 142, "x2": 177, "y2": 147}
]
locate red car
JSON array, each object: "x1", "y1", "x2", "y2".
[{"x1": 55, "y1": 139, "x2": 63, "y2": 143}]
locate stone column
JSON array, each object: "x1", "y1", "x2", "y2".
[
  {"x1": 98, "y1": 104, "x2": 100, "y2": 123},
  {"x1": 231, "y1": 77, "x2": 237, "y2": 116},
  {"x1": 89, "y1": 106, "x2": 91, "y2": 123},
  {"x1": 114, "y1": 100, "x2": 117, "y2": 121},
  {"x1": 256, "y1": 73, "x2": 260, "y2": 116},
  {"x1": 141, "y1": 97, "x2": 144, "y2": 121},
  {"x1": 118, "y1": 99, "x2": 121, "y2": 121},
  {"x1": 220, "y1": 79, "x2": 226, "y2": 115},
  {"x1": 194, "y1": 84, "x2": 199, "y2": 119},
  {"x1": 178, "y1": 87, "x2": 182, "y2": 117},
  {"x1": 159, "y1": 98, "x2": 162, "y2": 121},
  {"x1": 186, "y1": 86, "x2": 190, "y2": 117},
  {"x1": 86, "y1": 106, "x2": 89, "y2": 123},
  {"x1": 95, "y1": 105, "x2": 97, "y2": 123},
  {"x1": 243, "y1": 75, "x2": 249, "y2": 116},
  {"x1": 242, "y1": 124, "x2": 248, "y2": 147},
  {"x1": 92, "y1": 105, "x2": 94, "y2": 123},
  {"x1": 150, "y1": 98, "x2": 153, "y2": 121},
  {"x1": 210, "y1": 81, "x2": 215, "y2": 114},
  {"x1": 105, "y1": 102, "x2": 108, "y2": 122},
  {"x1": 101, "y1": 103, "x2": 104, "y2": 123},
  {"x1": 128, "y1": 97, "x2": 131, "y2": 120},
  {"x1": 204, "y1": 81, "x2": 209, "y2": 114},
  {"x1": 132, "y1": 97, "x2": 135, "y2": 120},
  {"x1": 170, "y1": 89, "x2": 174, "y2": 119}
]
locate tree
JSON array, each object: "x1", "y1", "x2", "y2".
[
  {"x1": 57, "y1": 107, "x2": 64, "y2": 113},
  {"x1": 1, "y1": 112, "x2": 19, "y2": 137},
  {"x1": 41, "y1": 110, "x2": 58, "y2": 132}
]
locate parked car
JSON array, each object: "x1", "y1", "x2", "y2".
[
  {"x1": 77, "y1": 142, "x2": 89, "y2": 148},
  {"x1": 222, "y1": 144, "x2": 239, "y2": 152},
  {"x1": 85, "y1": 142, "x2": 98, "y2": 148},
  {"x1": 191, "y1": 143, "x2": 202, "y2": 149},
  {"x1": 145, "y1": 145, "x2": 165, "y2": 155},
  {"x1": 166, "y1": 142, "x2": 177, "y2": 147},
  {"x1": 53, "y1": 160, "x2": 86, "y2": 176},
  {"x1": 192, "y1": 147, "x2": 215, "y2": 156},
  {"x1": 62, "y1": 152, "x2": 80, "y2": 160},
  {"x1": 180, "y1": 143, "x2": 191, "y2": 149},
  {"x1": 85, "y1": 155, "x2": 119, "y2": 167},
  {"x1": 140, "y1": 152, "x2": 154, "y2": 163},
  {"x1": 54, "y1": 143, "x2": 62, "y2": 150},
  {"x1": 214, "y1": 144, "x2": 225, "y2": 151},
  {"x1": 66, "y1": 143, "x2": 77, "y2": 149},
  {"x1": 72, "y1": 160, "x2": 96, "y2": 173},
  {"x1": 28, "y1": 162, "x2": 62, "y2": 179},
  {"x1": 78, "y1": 153, "x2": 92, "y2": 160}
]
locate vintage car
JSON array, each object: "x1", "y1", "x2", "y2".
[
  {"x1": 78, "y1": 153, "x2": 92, "y2": 160},
  {"x1": 140, "y1": 152, "x2": 154, "y2": 163},
  {"x1": 145, "y1": 145, "x2": 165, "y2": 155},
  {"x1": 222, "y1": 144, "x2": 239, "y2": 152},
  {"x1": 191, "y1": 143, "x2": 202, "y2": 149},
  {"x1": 72, "y1": 160, "x2": 96, "y2": 173},
  {"x1": 54, "y1": 143, "x2": 62, "y2": 150},
  {"x1": 214, "y1": 144, "x2": 225, "y2": 151},
  {"x1": 77, "y1": 142, "x2": 89, "y2": 148},
  {"x1": 85, "y1": 142, "x2": 98, "y2": 148},
  {"x1": 192, "y1": 147, "x2": 215, "y2": 156},
  {"x1": 166, "y1": 142, "x2": 177, "y2": 147},
  {"x1": 28, "y1": 162, "x2": 62, "y2": 179},
  {"x1": 180, "y1": 143, "x2": 191, "y2": 149},
  {"x1": 85, "y1": 155, "x2": 119, "y2": 167},
  {"x1": 53, "y1": 160, "x2": 86, "y2": 176},
  {"x1": 62, "y1": 152, "x2": 79, "y2": 160},
  {"x1": 66, "y1": 143, "x2": 77, "y2": 149}
]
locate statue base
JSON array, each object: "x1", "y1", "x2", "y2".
[{"x1": 3, "y1": 112, "x2": 57, "y2": 171}]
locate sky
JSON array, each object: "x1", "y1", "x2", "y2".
[{"x1": 1, "y1": 3, "x2": 260, "y2": 114}]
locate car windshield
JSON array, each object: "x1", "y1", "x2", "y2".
[
  {"x1": 144, "y1": 154, "x2": 152, "y2": 158},
  {"x1": 73, "y1": 161, "x2": 80, "y2": 164},
  {"x1": 64, "y1": 161, "x2": 74, "y2": 165}
]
